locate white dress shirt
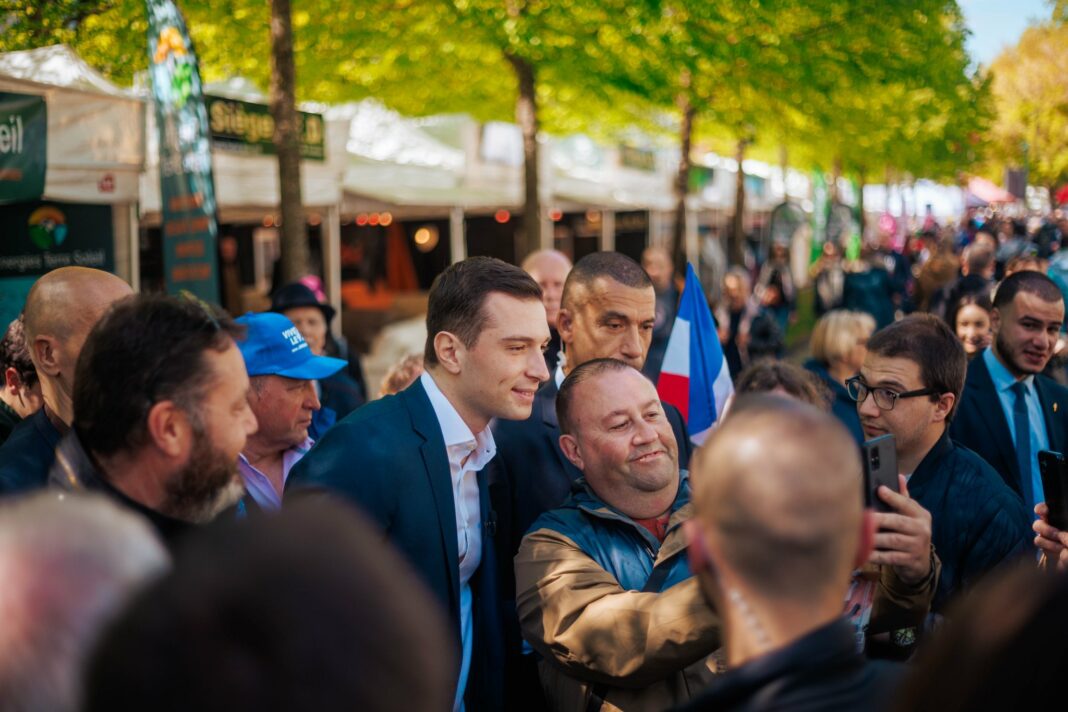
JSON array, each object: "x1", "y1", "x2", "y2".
[{"x1": 420, "y1": 372, "x2": 496, "y2": 712}]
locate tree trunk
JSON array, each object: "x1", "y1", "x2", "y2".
[
  {"x1": 728, "y1": 138, "x2": 748, "y2": 266},
  {"x1": 269, "y1": 0, "x2": 308, "y2": 284},
  {"x1": 1050, "y1": 183, "x2": 1059, "y2": 213},
  {"x1": 671, "y1": 89, "x2": 695, "y2": 277},
  {"x1": 508, "y1": 53, "x2": 541, "y2": 262}
]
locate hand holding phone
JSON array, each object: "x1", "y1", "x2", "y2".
[
  {"x1": 1039, "y1": 451, "x2": 1068, "y2": 529},
  {"x1": 862, "y1": 434, "x2": 898, "y2": 514}
]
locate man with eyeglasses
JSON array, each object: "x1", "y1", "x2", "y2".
[{"x1": 850, "y1": 314, "x2": 1031, "y2": 611}]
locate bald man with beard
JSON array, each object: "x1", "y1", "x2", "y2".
[{"x1": 0, "y1": 268, "x2": 131, "y2": 495}]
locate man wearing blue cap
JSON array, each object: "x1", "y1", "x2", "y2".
[{"x1": 236, "y1": 312, "x2": 346, "y2": 511}]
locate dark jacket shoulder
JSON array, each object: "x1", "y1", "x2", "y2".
[{"x1": 0, "y1": 409, "x2": 61, "y2": 496}]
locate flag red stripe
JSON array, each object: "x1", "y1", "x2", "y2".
[{"x1": 657, "y1": 372, "x2": 690, "y2": 423}]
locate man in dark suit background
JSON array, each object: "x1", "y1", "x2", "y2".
[
  {"x1": 287, "y1": 257, "x2": 551, "y2": 711},
  {"x1": 491, "y1": 251, "x2": 693, "y2": 708},
  {"x1": 951, "y1": 271, "x2": 1068, "y2": 512}
]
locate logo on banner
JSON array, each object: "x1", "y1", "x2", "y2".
[
  {"x1": 153, "y1": 27, "x2": 193, "y2": 109},
  {"x1": 28, "y1": 206, "x2": 68, "y2": 250}
]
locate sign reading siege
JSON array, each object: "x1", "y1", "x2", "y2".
[
  {"x1": 0, "y1": 92, "x2": 47, "y2": 204},
  {"x1": 207, "y1": 95, "x2": 325, "y2": 161},
  {"x1": 147, "y1": 0, "x2": 220, "y2": 303}
]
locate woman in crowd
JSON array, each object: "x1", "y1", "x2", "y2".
[
  {"x1": 950, "y1": 293, "x2": 993, "y2": 359},
  {"x1": 804, "y1": 310, "x2": 875, "y2": 443}
]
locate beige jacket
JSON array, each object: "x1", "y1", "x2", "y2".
[
  {"x1": 516, "y1": 501, "x2": 719, "y2": 712},
  {"x1": 516, "y1": 499, "x2": 939, "y2": 711}
]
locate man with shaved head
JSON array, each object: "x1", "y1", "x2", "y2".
[
  {"x1": 681, "y1": 396, "x2": 900, "y2": 711},
  {"x1": 515, "y1": 359, "x2": 718, "y2": 712},
  {"x1": 521, "y1": 249, "x2": 571, "y2": 372},
  {"x1": 0, "y1": 267, "x2": 131, "y2": 495}
]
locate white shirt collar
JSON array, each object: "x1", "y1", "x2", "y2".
[
  {"x1": 420, "y1": 371, "x2": 496, "y2": 456},
  {"x1": 554, "y1": 364, "x2": 565, "y2": 389}
]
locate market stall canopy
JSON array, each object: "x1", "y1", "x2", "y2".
[
  {"x1": 0, "y1": 45, "x2": 143, "y2": 203},
  {"x1": 966, "y1": 176, "x2": 1017, "y2": 206}
]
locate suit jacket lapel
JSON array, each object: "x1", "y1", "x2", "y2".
[
  {"x1": 405, "y1": 380, "x2": 461, "y2": 613},
  {"x1": 970, "y1": 356, "x2": 1021, "y2": 486},
  {"x1": 1036, "y1": 377, "x2": 1065, "y2": 453}
]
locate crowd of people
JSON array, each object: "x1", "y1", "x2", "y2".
[{"x1": 1, "y1": 208, "x2": 1068, "y2": 711}]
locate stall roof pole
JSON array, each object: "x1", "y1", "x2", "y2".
[
  {"x1": 128, "y1": 203, "x2": 141, "y2": 293},
  {"x1": 601, "y1": 211, "x2": 615, "y2": 253},
  {"x1": 324, "y1": 203, "x2": 342, "y2": 337},
  {"x1": 449, "y1": 206, "x2": 466, "y2": 265}
]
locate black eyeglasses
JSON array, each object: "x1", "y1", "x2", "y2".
[{"x1": 845, "y1": 376, "x2": 937, "y2": 411}]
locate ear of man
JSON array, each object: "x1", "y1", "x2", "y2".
[
  {"x1": 558, "y1": 433, "x2": 584, "y2": 471},
  {"x1": 556, "y1": 308, "x2": 575, "y2": 343},
  {"x1": 146, "y1": 400, "x2": 193, "y2": 459},
  {"x1": 3, "y1": 367, "x2": 19, "y2": 396},
  {"x1": 932, "y1": 392, "x2": 955, "y2": 424},
  {"x1": 31, "y1": 336, "x2": 61, "y2": 377},
  {"x1": 432, "y1": 331, "x2": 465, "y2": 376}
]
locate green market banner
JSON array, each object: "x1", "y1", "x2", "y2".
[
  {"x1": 0, "y1": 92, "x2": 46, "y2": 204},
  {"x1": 0, "y1": 201, "x2": 115, "y2": 331},
  {"x1": 207, "y1": 95, "x2": 325, "y2": 161},
  {"x1": 147, "y1": 0, "x2": 220, "y2": 303}
]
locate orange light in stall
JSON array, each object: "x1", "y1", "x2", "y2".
[
  {"x1": 380, "y1": 212, "x2": 393, "y2": 226},
  {"x1": 549, "y1": 209, "x2": 563, "y2": 221},
  {"x1": 586, "y1": 210, "x2": 601, "y2": 223},
  {"x1": 308, "y1": 213, "x2": 322, "y2": 226},
  {"x1": 263, "y1": 215, "x2": 274, "y2": 227},
  {"x1": 368, "y1": 213, "x2": 380, "y2": 226},
  {"x1": 494, "y1": 209, "x2": 511, "y2": 224},
  {"x1": 356, "y1": 214, "x2": 368, "y2": 226}
]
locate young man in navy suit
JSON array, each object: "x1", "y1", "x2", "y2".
[
  {"x1": 286, "y1": 257, "x2": 550, "y2": 712},
  {"x1": 951, "y1": 271, "x2": 1068, "y2": 512}
]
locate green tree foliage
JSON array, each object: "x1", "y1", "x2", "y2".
[{"x1": 988, "y1": 21, "x2": 1068, "y2": 206}]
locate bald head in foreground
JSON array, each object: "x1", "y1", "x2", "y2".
[
  {"x1": 0, "y1": 267, "x2": 131, "y2": 495},
  {"x1": 680, "y1": 396, "x2": 901, "y2": 712}
]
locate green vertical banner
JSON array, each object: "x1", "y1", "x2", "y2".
[
  {"x1": 147, "y1": 1, "x2": 219, "y2": 302},
  {"x1": 810, "y1": 171, "x2": 828, "y2": 264},
  {"x1": 0, "y1": 92, "x2": 47, "y2": 204}
]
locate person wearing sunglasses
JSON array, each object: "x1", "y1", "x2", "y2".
[{"x1": 850, "y1": 314, "x2": 1032, "y2": 612}]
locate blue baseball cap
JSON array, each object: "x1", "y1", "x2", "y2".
[{"x1": 236, "y1": 312, "x2": 347, "y2": 380}]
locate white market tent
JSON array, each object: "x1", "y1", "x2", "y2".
[{"x1": 0, "y1": 44, "x2": 144, "y2": 286}]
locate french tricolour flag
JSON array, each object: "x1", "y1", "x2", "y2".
[{"x1": 656, "y1": 263, "x2": 734, "y2": 446}]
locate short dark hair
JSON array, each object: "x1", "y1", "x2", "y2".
[
  {"x1": 964, "y1": 245, "x2": 995, "y2": 275},
  {"x1": 992, "y1": 270, "x2": 1064, "y2": 311},
  {"x1": 423, "y1": 256, "x2": 542, "y2": 367},
  {"x1": 735, "y1": 359, "x2": 831, "y2": 410},
  {"x1": 561, "y1": 251, "x2": 653, "y2": 311},
  {"x1": 73, "y1": 294, "x2": 242, "y2": 456},
  {"x1": 866, "y1": 314, "x2": 966, "y2": 418},
  {"x1": 0, "y1": 315, "x2": 37, "y2": 388},
  {"x1": 556, "y1": 357, "x2": 634, "y2": 434},
  {"x1": 84, "y1": 498, "x2": 454, "y2": 712}
]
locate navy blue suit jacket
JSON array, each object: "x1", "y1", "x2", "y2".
[
  {"x1": 950, "y1": 354, "x2": 1068, "y2": 499},
  {"x1": 286, "y1": 379, "x2": 503, "y2": 711}
]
